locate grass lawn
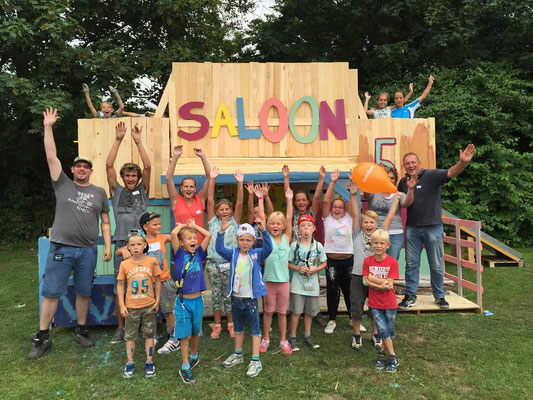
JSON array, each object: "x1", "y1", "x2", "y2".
[{"x1": 1, "y1": 245, "x2": 532, "y2": 400}]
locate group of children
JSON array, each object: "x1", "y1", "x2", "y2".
[{"x1": 115, "y1": 164, "x2": 403, "y2": 383}]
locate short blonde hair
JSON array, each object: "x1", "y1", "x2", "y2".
[
  {"x1": 267, "y1": 211, "x2": 287, "y2": 231},
  {"x1": 362, "y1": 210, "x2": 379, "y2": 222},
  {"x1": 370, "y1": 229, "x2": 390, "y2": 244}
]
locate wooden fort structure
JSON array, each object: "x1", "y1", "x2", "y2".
[{"x1": 39, "y1": 62, "x2": 491, "y2": 325}]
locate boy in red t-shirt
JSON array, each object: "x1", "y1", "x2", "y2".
[
  {"x1": 362, "y1": 229, "x2": 400, "y2": 372},
  {"x1": 117, "y1": 230, "x2": 161, "y2": 379}
]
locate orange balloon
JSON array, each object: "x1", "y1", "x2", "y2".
[{"x1": 351, "y1": 163, "x2": 398, "y2": 193}]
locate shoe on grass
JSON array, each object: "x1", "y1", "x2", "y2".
[
  {"x1": 351, "y1": 334, "x2": 362, "y2": 351},
  {"x1": 398, "y1": 295, "x2": 416, "y2": 309},
  {"x1": 28, "y1": 336, "x2": 52, "y2": 360},
  {"x1": 110, "y1": 327, "x2": 124, "y2": 344},
  {"x1": 123, "y1": 362, "x2": 135, "y2": 378},
  {"x1": 158, "y1": 338, "x2": 180, "y2": 354},
  {"x1": 75, "y1": 327, "x2": 94, "y2": 347},
  {"x1": 288, "y1": 336, "x2": 300, "y2": 352},
  {"x1": 314, "y1": 313, "x2": 327, "y2": 328},
  {"x1": 304, "y1": 336, "x2": 320, "y2": 349},
  {"x1": 324, "y1": 320, "x2": 336, "y2": 334},
  {"x1": 223, "y1": 353, "x2": 244, "y2": 368},
  {"x1": 179, "y1": 367, "x2": 196, "y2": 384},
  {"x1": 189, "y1": 356, "x2": 200, "y2": 370},
  {"x1": 280, "y1": 340, "x2": 292, "y2": 355},
  {"x1": 144, "y1": 361, "x2": 156, "y2": 378},
  {"x1": 260, "y1": 339, "x2": 270, "y2": 353},
  {"x1": 386, "y1": 355, "x2": 399, "y2": 372},
  {"x1": 375, "y1": 352, "x2": 387, "y2": 370},
  {"x1": 371, "y1": 333, "x2": 383, "y2": 351},
  {"x1": 246, "y1": 360, "x2": 262, "y2": 377},
  {"x1": 435, "y1": 297, "x2": 450, "y2": 309}
]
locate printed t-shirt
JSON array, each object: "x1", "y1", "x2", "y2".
[
  {"x1": 117, "y1": 256, "x2": 161, "y2": 308},
  {"x1": 391, "y1": 99, "x2": 420, "y2": 118},
  {"x1": 289, "y1": 241, "x2": 327, "y2": 296},
  {"x1": 263, "y1": 235, "x2": 291, "y2": 282},
  {"x1": 111, "y1": 182, "x2": 149, "y2": 242},
  {"x1": 207, "y1": 216, "x2": 238, "y2": 261},
  {"x1": 362, "y1": 254, "x2": 399, "y2": 309},
  {"x1": 352, "y1": 224, "x2": 375, "y2": 275},
  {"x1": 367, "y1": 192, "x2": 407, "y2": 234},
  {"x1": 323, "y1": 214, "x2": 354, "y2": 254},
  {"x1": 50, "y1": 171, "x2": 109, "y2": 247},
  {"x1": 173, "y1": 194, "x2": 205, "y2": 242},
  {"x1": 172, "y1": 247, "x2": 207, "y2": 294},
  {"x1": 232, "y1": 254, "x2": 253, "y2": 298},
  {"x1": 371, "y1": 106, "x2": 392, "y2": 119},
  {"x1": 397, "y1": 169, "x2": 449, "y2": 227},
  {"x1": 146, "y1": 234, "x2": 170, "y2": 281}
]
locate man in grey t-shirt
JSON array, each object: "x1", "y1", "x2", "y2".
[
  {"x1": 105, "y1": 121, "x2": 151, "y2": 344},
  {"x1": 29, "y1": 108, "x2": 112, "y2": 360},
  {"x1": 397, "y1": 144, "x2": 476, "y2": 310}
]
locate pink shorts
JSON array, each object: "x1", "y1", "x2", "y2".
[{"x1": 264, "y1": 282, "x2": 290, "y2": 314}]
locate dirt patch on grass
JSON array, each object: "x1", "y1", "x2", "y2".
[{"x1": 322, "y1": 394, "x2": 349, "y2": 400}]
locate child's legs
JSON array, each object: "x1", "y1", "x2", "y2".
[
  {"x1": 288, "y1": 293, "x2": 305, "y2": 335},
  {"x1": 290, "y1": 313, "x2": 300, "y2": 335},
  {"x1": 113, "y1": 241, "x2": 127, "y2": 328},
  {"x1": 325, "y1": 257, "x2": 341, "y2": 321},
  {"x1": 275, "y1": 282, "x2": 290, "y2": 342},
  {"x1": 370, "y1": 308, "x2": 396, "y2": 354},
  {"x1": 190, "y1": 334, "x2": 200, "y2": 355},
  {"x1": 339, "y1": 258, "x2": 353, "y2": 317},
  {"x1": 140, "y1": 306, "x2": 156, "y2": 362},
  {"x1": 277, "y1": 313, "x2": 287, "y2": 342},
  {"x1": 207, "y1": 262, "x2": 232, "y2": 324},
  {"x1": 180, "y1": 337, "x2": 190, "y2": 365},
  {"x1": 263, "y1": 312, "x2": 273, "y2": 341},
  {"x1": 303, "y1": 296, "x2": 320, "y2": 334},
  {"x1": 160, "y1": 280, "x2": 177, "y2": 334},
  {"x1": 174, "y1": 299, "x2": 193, "y2": 348},
  {"x1": 303, "y1": 313, "x2": 313, "y2": 334},
  {"x1": 243, "y1": 298, "x2": 262, "y2": 352},
  {"x1": 349, "y1": 275, "x2": 367, "y2": 334},
  {"x1": 126, "y1": 341, "x2": 135, "y2": 363},
  {"x1": 124, "y1": 308, "x2": 141, "y2": 362},
  {"x1": 252, "y1": 335, "x2": 261, "y2": 355},
  {"x1": 263, "y1": 282, "x2": 278, "y2": 341},
  {"x1": 235, "y1": 332, "x2": 244, "y2": 350},
  {"x1": 383, "y1": 337, "x2": 395, "y2": 355},
  {"x1": 164, "y1": 313, "x2": 175, "y2": 335},
  {"x1": 231, "y1": 297, "x2": 246, "y2": 348},
  {"x1": 145, "y1": 337, "x2": 155, "y2": 362}
]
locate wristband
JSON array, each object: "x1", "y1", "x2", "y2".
[{"x1": 257, "y1": 195, "x2": 264, "y2": 199}]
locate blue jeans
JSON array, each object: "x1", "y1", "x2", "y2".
[
  {"x1": 231, "y1": 297, "x2": 261, "y2": 336},
  {"x1": 387, "y1": 233, "x2": 404, "y2": 260},
  {"x1": 370, "y1": 308, "x2": 397, "y2": 339},
  {"x1": 405, "y1": 225, "x2": 445, "y2": 300},
  {"x1": 41, "y1": 243, "x2": 97, "y2": 297}
]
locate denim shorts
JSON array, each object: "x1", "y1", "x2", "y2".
[
  {"x1": 113, "y1": 240, "x2": 128, "y2": 295},
  {"x1": 370, "y1": 308, "x2": 397, "y2": 340},
  {"x1": 41, "y1": 243, "x2": 97, "y2": 298},
  {"x1": 174, "y1": 296, "x2": 204, "y2": 339},
  {"x1": 231, "y1": 297, "x2": 261, "y2": 336}
]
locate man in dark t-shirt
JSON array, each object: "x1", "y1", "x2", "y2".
[
  {"x1": 29, "y1": 108, "x2": 112, "y2": 360},
  {"x1": 397, "y1": 144, "x2": 476, "y2": 309}
]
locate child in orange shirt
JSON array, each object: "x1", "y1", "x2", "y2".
[{"x1": 117, "y1": 229, "x2": 161, "y2": 379}]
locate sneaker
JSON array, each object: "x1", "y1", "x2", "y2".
[
  {"x1": 288, "y1": 336, "x2": 300, "y2": 352},
  {"x1": 75, "y1": 327, "x2": 94, "y2": 347},
  {"x1": 351, "y1": 334, "x2": 362, "y2": 351},
  {"x1": 324, "y1": 320, "x2": 336, "y2": 334},
  {"x1": 246, "y1": 360, "x2": 262, "y2": 377},
  {"x1": 123, "y1": 362, "x2": 135, "y2": 378},
  {"x1": 386, "y1": 355, "x2": 399, "y2": 372},
  {"x1": 227, "y1": 323, "x2": 235, "y2": 338},
  {"x1": 371, "y1": 333, "x2": 383, "y2": 351},
  {"x1": 375, "y1": 352, "x2": 387, "y2": 370},
  {"x1": 158, "y1": 338, "x2": 180, "y2": 354},
  {"x1": 280, "y1": 340, "x2": 292, "y2": 355},
  {"x1": 179, "y1": 367, "x2": 196, "y2": 384},
  {"x1": 304, "y1": 336, "x2": 320, "y2": 349},
  {"x1": 398, "y1": 295, "x2": 416, "y2": 309},
  {"x1": 222, "y1": 353, "x2": 244, "y2": 368},
  {"x1": 110, "y1": 327, "x2": 124, "y2": 344},
  {"x1": 210, "y1": 324, "x2": 222, "y2": 339},
  {"x1": 28, "y1": 336, "x2": 52, "y2": 360},
  {"x1": 144, "y1": 361, "x2": 156, "y2": 378},
  {"x1": 314, "y1": 313, "x2": 327, "y2": 328},
  {"x1": 189, "y1": 356, "x2": 200, "y2": 370},
  {"x1": 260, "y1": 339, "x2": 270, "y2": 353},
  {"x1": 435, "y1": 298, "x2": 450, "y2": 309}
]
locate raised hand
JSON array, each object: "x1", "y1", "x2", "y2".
[
  {"x1": 406, "y1": 174, "x2": 419, "y2": 190},
  {"x1": 172, "y1": 145, "x2": 183, "y2": 158},
  {"x1": 234, "y1": 169, "x2": 244, "y2": 183},
  {"x1": 43, "y1": 107, "x2": 59, "y2": 127},
  {"x1": 220, "y1": 220, "x2": 231, "y2": 232},
  {"x1": 364, "y1": 91, "x2": 371, "y2": 100},
  {"x1": 330, "y1": 169, "x2": 340, "y2": 183},
  {"x1": 115, "y1": 121, "x2": 127, "y2": 140},
  {"x1": 459, "y1": 144, "x2": 476, "y2": 163},
  {"x1": 285, "y1": 187, "x2": 293, "y2": 200},
  {"x1": 193, "y1": 148, "x2": 205, "y2": 158},
  {"x1": 409, "y1": 82, "x2": 414, "y2": 92},
  {"x1": 82, "y1": 83, "x2": 89, "y2": 93},
  {"x1": 210, "y1": 166, "x2": 220, "y2": 179},
  {"x1": 186, "y1": 218, "x2": 196, "y2": 228},
  {"x1": 348, "y1": 181, "x2": 358, "y2": 195},
  {"x1": 282, "y1": 164, "x2": 290, "y2": 179},
  {"x1": 246, "y1": 181, "x2": 255, "y2": 195},
  {"x1": 109, "y1": 85, "x2": 118, "y2": 95},
  {"x1": 319, "y1": 165, "x2": 326, "y2": 179},
  {"x1": 131, "y1": 124, "x2": 142, "y2": 142},
  {"x1": 259, "y1": 182, "x2": 270, "y2": 197},
  {"x1": 255, "y1": 216, "x2": 265, "y2": 231},
  {"x1": 428, "y1": 75, "x2": 434, "y2": 85}
]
